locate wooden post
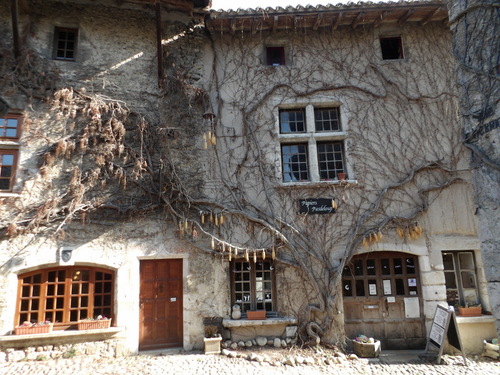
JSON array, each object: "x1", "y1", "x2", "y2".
[
  {"x1": 155, "y1": 0, "x2": 164, "y2": 88},
  {"x1": 11, "y1": 0, "x2": 20, "y2": 59}
]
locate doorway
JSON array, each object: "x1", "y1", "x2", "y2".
[
  {"x1": 139, "y1": 259, "x2": 183, "y2": 350},
  {"x1": 342, "y1": 251, "x2": 426, "y2": 349}
]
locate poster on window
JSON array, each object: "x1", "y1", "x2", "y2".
[
  {"x1": 383, "y1": 279, "x2": 392, "y2": 295},
  {"x1": 404, "y1": 297, "x2": 420, "y2": 318},
  {"x1": 369, "y1": 283, "x2": 377, "y2": 296}
]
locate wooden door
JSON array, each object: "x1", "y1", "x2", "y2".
[
  {"x1": 342, "y1": 252, "x2": 426, "y2": 349},
  {"x1": 139, "y1": 259, "x2": 183, "y2": 350}
]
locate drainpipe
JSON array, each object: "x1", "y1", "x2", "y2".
[
  {"x1": 11, "y1": 0, "x2": 20, "y2": 59},
  {"x1": 155, "y1": 0, "x2": 164, "y2": 88}
]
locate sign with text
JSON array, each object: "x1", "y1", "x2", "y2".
[{"x1": 299, "y1": 198, "x2": 336, "y2": 214}]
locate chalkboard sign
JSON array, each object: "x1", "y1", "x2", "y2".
[
  {"x1": 299, "y1": 198, "x2": 336, "y2": 214},
  {"x1": 422, "y1": 304, "x2": 467, "y2": 365}
]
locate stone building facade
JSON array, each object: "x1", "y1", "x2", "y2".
[{"x1": 0, "y1": 0, "x2": 497, "y2": 360}]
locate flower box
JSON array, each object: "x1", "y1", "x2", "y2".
[
  {"x1": 246, "y1": 310, "x2": 266, "y2": 320},
  {"x1": 352, "y1": 339, "x2": 381, "y2": 358},
  {"x1": 77, "y1": 318, "x2": 112, "y2": 330},
  {"x1": 203, "y1": 336, "x2": 222, "y2": 354},
  {"x1": 14, "y1": 323, "x2": 53, "y2": 335},
  {"x1": 458, "y1": 306, "x2": 482, "y2": 317}
]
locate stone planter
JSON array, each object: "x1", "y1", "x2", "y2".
[
  {"x1": 77, "y1": 318, "x2": 112, "y2": 330},
  {"x1": 458, "y1": 306, "x2": 482, "y2": 317},
  {"x1": 14, "y1": 323, "x2": 53, "y2": 335},
  {"x1": 246, "y1": 310, "x2": 266, "y2": 320},
  {"x1": 204, "y1": 336, "x2": 222, "y2": 354},
  {"x1": 352, "y1": 340, "x2": 381, "y2": 358}
]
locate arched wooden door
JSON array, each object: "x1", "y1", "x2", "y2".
[{"x1": 342, "y1": 251, "x2": 426, "y2": 349}]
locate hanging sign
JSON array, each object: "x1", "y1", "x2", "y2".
[{"x1": 299, "y1": 198, "x2": 336, "y2": 214}]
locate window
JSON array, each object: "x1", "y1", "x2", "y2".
[
  {"x1": 0, "y1": 150, "x2": 18, "y2": 191},
  {"x1": 0, "y1": 114, "x2": 22, "y2": 192},
  {"x1": 53, "y1": 27, "x2": 78, "y2": 61},
  {"x1": 380, "y1": 36, "x2": 404, "y2": 60},
  {"x1": 279, "y1": 105, "x2": 347, "y2": 183},
  {"x1": 266, "y1": 46, "x2": 285, "y2": 66},
  {"x1": 443, "y1": 251, "x2": 479, "y2": 307},
  {"x1": 231, "y1": 259, "x2": 275, "y2": 316},
  {"x1": 16, "y1": 267, "x2": 114, "y2": 327}
]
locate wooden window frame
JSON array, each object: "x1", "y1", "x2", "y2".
[
  {"x1": 15, "y1": 266, "x2": 114, "y2": 329},
  {"x1": 0, "y1": 114, "x2": 22, "y2": 140},
  {"x1": 0, "y1": 149, "x2": 19, "y2": 192},
  {"x1": 53, "y1": 27, "x2": 78, "y2": 61},
  {"x1": 443, "y1": 251, "x2": 479, "y2": 307},
  {"x1": 230, "y1": 259, "x2": 276, "y2": 317}
]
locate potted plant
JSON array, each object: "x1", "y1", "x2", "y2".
[
  {"x1": 14, "y1": 321, "x2": 53, "y2": 335},
  {"x1": 457, "y1": 304, "x2": 482, "y2": 317},
  {"x1": 203, "y1": 324, "x2": 222, "y2": 354},
  {"x1": 77, "y1": 315, "x2": 112, "y2": 330},
  {"x1": 352, "y1": 335, "x2": 381, "y2": 358}
]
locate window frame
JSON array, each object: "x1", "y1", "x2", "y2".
[
  {"x1": 266, "y1": 46, "x2": 286, "y2": 66},
  {"x1": 0, "y1": 114, "x2": 22, "y2": 140},
  {"x1": 53, "y1": 27, "x2": 79, "y2": 61},
  {"x1": 230, "y1": 259, "x2": 277, "y2": 317},
  {"x1": 442, "y1": 251, "x2": 480, "y2": 307},
  {"x1": 278, "y1": 105, "x2": 348, "y2": 183},
  {"x1": 0, "y1": 149, "x2": 19, "y2": 192},
  {"x1": 15, "y1": 266, "x2": 115, "y2": 329},
  {"x1": 379, "y1": 36, "x2": 405, "y2": 60}
]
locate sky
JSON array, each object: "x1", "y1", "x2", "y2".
[{"x1": 211, "y1": 0, "x2": 337, "y2": 11}]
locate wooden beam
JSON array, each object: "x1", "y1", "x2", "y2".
[
  {"x1": 332, "y1": 12, "x2": 342, "y2": 31},
  {"x1": 155, "y1": 1, "x2": 164, "y2": 88},
  {"x1": 373, "y1": 10, "x2": 390, "y2": 27},
  {"x1": 421, "y1": 7, "x2": 442, "y2": 26},
  {"x1": 313, "y1": 14, "x2": 322, "y2": 31},
  {"x1": 351, "y1": 11, "x2": 365, "y2": 29},
  {"x1": 10, "y1": 0, "x2": 20, "y2": 59},
  {"x1": 251, "y1": 18, "x2": 259, "y2": 34},
  {"x1": 398, "y1": 9, "x2": 415, "y2": 25},
  {"x1": 294, "y1": 15, "x2": 300, "y2": 31},
  {"x1": 230, "y1": 18, "x2": 236, "y2": 35}
]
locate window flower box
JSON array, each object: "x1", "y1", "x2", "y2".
[
  {"x1": 246, "y1": 310, "x2": 266, "y2": 320},
  {"x1": 14, "y1": 322, "x2": 53, "y2": 335},
  {"x1": 457, "y1": 306, "x2": 482, "y2": 317},
  {"x1": 77, "y1": 318, "x2": 112, "y2": 330}
]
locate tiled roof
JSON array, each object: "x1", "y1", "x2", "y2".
[{"x1": 207, "y1": 0, "x2": 448, "y2": 32}]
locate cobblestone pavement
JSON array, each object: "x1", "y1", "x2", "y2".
[{"x1": 2, "y1": 351, "x2": 499, "y2": 375}]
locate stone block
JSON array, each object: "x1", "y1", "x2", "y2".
[
  {"x1": 285, "y1": 325, "x2": 297, "y2": 338},
  {"x1": 8, "y1": 350, "x2": 25, "y2": 362}
]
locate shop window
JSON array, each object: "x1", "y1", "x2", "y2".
[
  {"x1": 443, "y1": 251, "x2": 479, "y2": 307},
  {"x1": 380, "y1": 36, "x2": 404, "y2": 60},
  {"x1": 231, "y1": 259, "x2": 275, "y2": 316},
  {"x1": 279, "y1": 106, "x2": 346, "y2": 183},
  {"x1": 16, "y1": 266, "x2": 114, "y2": 327},
  {"x1": 53, "y1": 27, "x2": 78, "y2": 61}
]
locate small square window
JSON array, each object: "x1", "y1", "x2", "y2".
[
  {"x1": 54, "y1": 27, "x2": 78, "y2": 61},
  {"x1": 266, "y1": 47, "x2": 285, "y2": 66},
  {"x1": 380, "y1": 36, "x2": 404, "y2": 60},
  {"x1": 0, "y1": 116, "x2": 21, "y2": 139},
  {"x1": 317, "y1": 142, "x2": 345, "y2": 181}
]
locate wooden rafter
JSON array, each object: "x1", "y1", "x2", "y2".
[
  {"x1": 313, "y1": 14, "x2": 322, "y2": 31},
  {"x1": 373, "y1": 10, "x2": 390, "y2": 27},
  {"x1": 351, "y1": 11, "x2": 365, "y2": 29},
  {"x1": 421, "y1": 7, "x2": 442, "y2": 26},
  {"x1": 271, "y1": 15, "x2": 278, "y2": 33},
  {"x1": 398, "y1": 9, "x2": 415, "y2": 25},
  {"x1": 333, "y1": 12, "x2": 342, "y2": 31}
]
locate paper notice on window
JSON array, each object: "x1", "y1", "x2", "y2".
[
  {"x1": 369, "y1": 283, "x2": 377, "y2": 295},
  {"x1": 383, "y1": 280, "x2": 392, "y2": 295},
  {"x1": 404, "y1": 297, "x2": 420, "y2": 318}
]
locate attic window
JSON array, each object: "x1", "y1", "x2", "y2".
[
  {"x1": 380, "y1": 36, "x2": 404, "y2": 60},
  {"x1": 266, "y1": 47, "x2": 285, "y2": 66},
  {"x1": 53, "y1": 27, "x2": 78, "y2": 61}
]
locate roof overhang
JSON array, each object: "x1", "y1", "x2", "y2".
[{"x1": 207, "y1": 1, "x2": 449, "y2": 34}]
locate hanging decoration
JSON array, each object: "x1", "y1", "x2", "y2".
[
  {"x1": 397, "y1": 223, "x2": 423, "y2": 240},
  {"x1": 362, "y1": 231, "x2": 383, "y2": 249}
]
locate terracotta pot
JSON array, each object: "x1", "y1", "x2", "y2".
[{"x1": 338, "y1": 172, "x2": 346, "y2": 181}]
